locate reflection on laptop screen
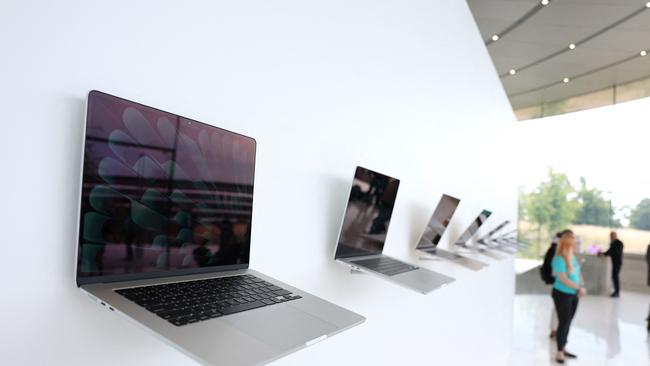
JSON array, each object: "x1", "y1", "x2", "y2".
[
  {"x1": 77, "y1": 91, "x2": 256, "y2": 280},
  {"x1": 334, "y1": 166, "x2": 400, "y2": 259},
  {"x1": 416, "y1": 194, "x2": 460, "y2": 250},
  {"x1": 454, "y1": 209, "x2": 492, "y2": 246}
]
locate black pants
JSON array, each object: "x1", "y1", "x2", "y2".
[
  {"x1": 552, "y1": 289, "x2": 579, "y2": 351},
  {"x1": 612, "y1": 262, "x2": 622, "y2": 294}
]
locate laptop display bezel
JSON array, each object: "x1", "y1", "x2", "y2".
[
  {"x1": 415, "y1": 193, "x2": 461, "y2": 250},
  {"x1": 333, "y1": 166, "x2": 400, "y2": 260}
]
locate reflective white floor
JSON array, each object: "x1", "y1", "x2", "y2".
[{"x1": 509, "y1": 292, "x2": 650, "y2": 366}]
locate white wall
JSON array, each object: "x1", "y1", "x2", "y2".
[{"x1": 0, "y1": 1, "x2": 518, "y2": 365}]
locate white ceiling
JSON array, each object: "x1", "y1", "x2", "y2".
[{"x1": 467, "y1": 0, "x2": 650, "y2": 110}]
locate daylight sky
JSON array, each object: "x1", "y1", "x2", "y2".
[{"x1": 514, "y1": 96, "x2": 650, "y2": 222}]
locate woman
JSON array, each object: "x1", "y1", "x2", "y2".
[{"x1": 551, "y1": 231, "x2": 587, "y2": 363}]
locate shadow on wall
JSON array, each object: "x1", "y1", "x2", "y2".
[
  {"x1": 445, "y1": 224, "x2": 462, "y2": 250},
  {"x1": 63, "y1": 94, "x2": 88, "y2": 284},
  {"x1": 407, "y1": 202, "x2": 432, "y2": 249},
  {"x1": 322, "y1": 174, "x2": 357, "y2": 260}
]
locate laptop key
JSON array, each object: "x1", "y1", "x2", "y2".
[
  {"x1": 170, "y1": 317, "x2": 189, "y2": 326},
  {"x1": 219, "y1": 301, "x2": 266, "y2": 315},
  {"x1": 158, "y1": 309, "x2": 191, "y2": 320}
]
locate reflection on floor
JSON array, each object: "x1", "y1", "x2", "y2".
[{"x1": 509, "y1": 292, "x2": 650, "y2": 365}]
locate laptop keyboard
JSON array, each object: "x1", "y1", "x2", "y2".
[
  {"x1": 352, "y1": 257, "x2": 418, "y2": 276},
  {"x1": 115, "y1": 274, "x2": 301, "y2": 326}
]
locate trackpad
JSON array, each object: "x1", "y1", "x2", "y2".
[{"x1": 223, "y1": 304, "x2": 338, "y2": 349}]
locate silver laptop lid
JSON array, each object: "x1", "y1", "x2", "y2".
[
  {"x1": 477, "y1": 220, "x2": 510, "y2": 243},
  {"x1": 334, "y1": 166, "x2": 400, "y2": 259},
  {"x1": 76, "y1": 91, "x2": 256, "y2": 286},
  {"x1": 415, "y1": 194, "x2": 461, "y2": 250},
  {"x1": 453, "y1": 209, "x2": 492, "y2": 246}
]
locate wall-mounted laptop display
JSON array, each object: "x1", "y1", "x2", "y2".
[
  {"x1": 471, "y1": 219, "x2": 509, "y2": 260},
  {"x1": 493, "y1": 236, "x2": 520, "y2": 254},
  {"x1": 493, "y1": 230, "x2": 519, "y2": 246},
  {"x1": 477, "y1": 220, "x2": 510, "y2": 245},
  {"x1": 75, "y1": 91, "x2": 364, "y2": 366},
  {"x1": 453, "y1": 209, "x2": 506, "y2": 260},
  {"x1": 453, "y1": 209, "x2": 492, "y2": 248},
  {"x1": 483, "y1": 225, "x2": 521, "y2": 254},
  {"x1": 492, "y1": 230, "x2": 525, "y2": 253},
  {"x1": 414, "y1": 194, "x2": 488, "y2": 271},
  {"x1": 334, "y1": 166, "x2": 454, "y2": 294},
  {"x1": 501, "y1": 234, "x2": 529, "y2": 249}
]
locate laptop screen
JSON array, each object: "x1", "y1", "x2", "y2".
[
  {"x1": 334, "y1": 166, "x2": 400, "y2": 259},
  {"x1": 454, "y1": 209, "x2": 492, "y2": 246},
  {"x1": 416, "y1": 194, "x2": 460, "y2": 250},
  {"x1": 76, "y1": 91, "x2": 256, "y2": 284}
]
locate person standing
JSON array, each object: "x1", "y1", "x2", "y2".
[
  {"x1": 599, "y1": 231, "x2": 624, "y2": 298},
  {"x1": 541, "y1": 232, "x2": 561, "y2": 338},
  {"x1": 552, "y1": 231, "x2": 586, "y2": 363}
]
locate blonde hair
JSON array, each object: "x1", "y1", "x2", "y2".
[{"x1": 557, "y1": 232, "x2": 576, "y2": 273}]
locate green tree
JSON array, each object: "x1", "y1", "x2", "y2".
[
  {"x1": 629, "y1": 198, "x2": 650, "y2": 230},
  {"x1": 521, "y1": 169, "x2": 578, "y2": 248},
  {"x1": 573, "y1": 177, "x2": 618, "y2": 227}
]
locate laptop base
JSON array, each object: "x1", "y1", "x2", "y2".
[
  {"x1": 81, "y1": 269, "x2": 365, "y2": 366},
  {"x1": 417, "y1": 248, "x2": 488, "y2": 271},
  {"x1": 339, "y1": 256, "x2": 455, "y2": 294}
]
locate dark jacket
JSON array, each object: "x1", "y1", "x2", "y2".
[
  {"x1": 540, "y1": 243, "x2": 557, "y2": 285},
  {"x1": 604, "y1": 239, "x2": 624, "y2": 265},
  {"x1": 646, "y1": 244, "x2": 650, "y2": 287}
]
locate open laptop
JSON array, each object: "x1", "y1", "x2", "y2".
[
  {"x1": 492, "y1": 230, "x2": 526, "y2": 251},
  {"x1": 477, "y1": 222, "x2": 518, "y2": 254},
  {"x1": 454, "y1": 209, "x2": 492, "y2": 249},
  {"x1": 453, "y1": 209, "x2": 505, "y2": 260},
  {"x1": 75, "y1": 91, "x2": 364, "y2": 366},
  {"x1": 414, "y1": 194, "x2": 488, "y2": 271},
  {"x1": 333, "y1": 166, "x2": 454, "y2": 294},
  {"x1": 490, "y1": 236, "x2": 521, "y2": 254},
  {"x1": 477, "y1": 220, "x2": 510, "y2": 246}
]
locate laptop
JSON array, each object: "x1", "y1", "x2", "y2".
[
  {"x1": 490, "y1": 236, "x2": 520, "y2": 254},
  {"x1": 333, "y1": 166, "x2": 454, "y2": 294},
  {"x1": 476, "y1": 220, "x2": 510, "y2": 246},
  {"x1": 491, "y1": 239, "x2": 518, "y2": 254},
  {"x1": 454, "y1": 209, "x2": 508, "y2": 260},
  {"x1": 75, "y1": 91, "x2": 365, "y2": 366},
  {"x1": 453, "y1": 209, "x2": 492, "y2": 249},
  {"x1": 414, "y1": 194, "x2": 488, "y2": 271},
  {"x1": 492, "y1": 231, "x2": 527, "y2": 251},
  {"x1": 477, "y1": 222, "x2": 518, "y2": 254}
]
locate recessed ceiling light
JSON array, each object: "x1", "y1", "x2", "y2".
[
  {"x1": 642, "y1": 50, "x2": 648, "y2": 56},
  {"x1": 563, "y1": 77, "x2": 570, "y2": 83},
  {"x1": 541, "y1": 0, "x2": 549, "y2": 5},
  {"x1": 492, "y1": 35, "x2": 499, "y2": 41},
  {"x1": 509, "y1": 69, "x2": 517, "y2": 75},
  {"x1": 646, "y1": 2, "x2": 650, "y2": 8},
  {"x1": 569, "y1": 43, "x2": 576, "y2": 50}
]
